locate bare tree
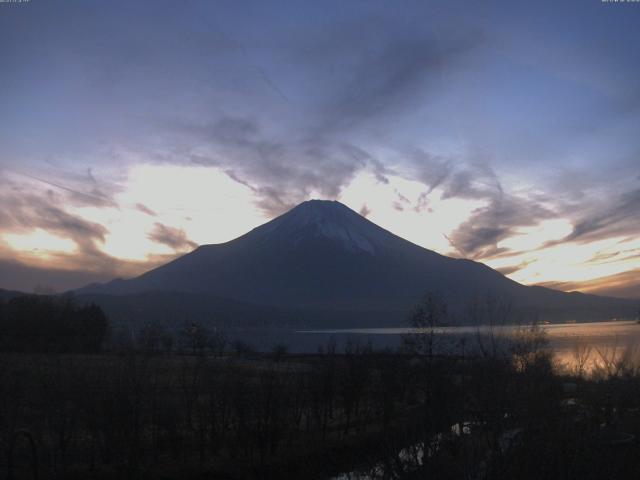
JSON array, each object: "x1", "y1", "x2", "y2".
[{"x1": 182, "y1": 322, "x2": 210, "y2": 356}]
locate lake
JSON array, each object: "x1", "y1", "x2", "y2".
[
  {"x1": 296, "y1": 320, "x2": 640, "y2": 374},
  {"x1": 222, "y1": 320, "x2": 640, "y2": 374}
]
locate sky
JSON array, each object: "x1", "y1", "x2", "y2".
[{"x1": 0, "y1": 0, "x2": 639, "y2": 298}]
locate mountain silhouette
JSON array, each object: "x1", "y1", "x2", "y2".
[
  {"x1": 0, "y1": 289, "x2": 26, "y2": 301},
  {"x1": 77, "y1": 200, "x2": 635, "y2": 326}
]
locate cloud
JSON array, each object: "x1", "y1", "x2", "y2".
[
  {"x1": 411, "y1": 149, "x2": 454, "y2": 197},
  {"x1": 495, "y1": 260, "x2": 536, "y2": 277},
  {"x1": 0, "y1": 175, "x2": 186, "y2": 288},
  {"x1": 537, "y1": 269, "x2": 640, "y2": 300},
  {"x1": 147, "y1": 223, "x2": 198, "y2": 251},
  {"x1": 565, "y1": 187, "x2": 640, "y2": 243},
  {"x1": 0, "y1": 252, "x2": 185, "y2": 293},
  {"x1": 341, "y1": 144, "x2": 391, "y2": 185},
  {"x1": 447, "y1": 192, "x2": 554, "y2": 259},
  {"x1": 147, "y1": 18, "x2": 484, "y2": 217},
  {"x1": 135, "y1": 203, "x2": 157, "y2": 216},
  {"x1": 279, "y1": 13, "x2": 485, "y2": 135},
  {"x1": 5, "y1": 168, "x2": 117, "y2": 209},
  {"x1": 0, "y1": 177, "x2": 108, "y2": 259},
  {"x1": 441, "y1": 162, "x2": 504, "y2": 201},
  {"x1": 0, "y1": 258, "x2": 112, "y2": 293},
  {"x1": 587, "y1": 247, "x2": 640, "y2": 265},
  {"x1": 406, "y1": 159, "x2": 555, "y2": 259},
  {"x1": 0, "y1": 174, "x2": 134, "y2": 279},
  {"x1": 531, "y1": 185, "x2": 640, "y2": 255},
  {"x1": 316, "y1": 32, "x2": 482, "y2": 132},
  {"x1": 171, "y1": 115, "x2": 378, "y2": 216},
  {"x1": 496, "y1": 265, "x2": 523, "y2": 276}
]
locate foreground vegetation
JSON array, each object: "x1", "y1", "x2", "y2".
[
  {"x1": 2, "y1": 294, "x2": 640, "y2": 479},
  {"x1": 3, "y1": 342, "x2": 640, "y2": 478}
]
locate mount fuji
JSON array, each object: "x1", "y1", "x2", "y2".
[{"x1": 77, "y1": 200, "x2": 635, "y2": 327}]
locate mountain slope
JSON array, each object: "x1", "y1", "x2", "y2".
[
  {"x1": 78, "y1": 200, "x2": 635, "y2": 325},
  {"x1": 0, "y1": 289, "x2": 27, "y2": 301}
]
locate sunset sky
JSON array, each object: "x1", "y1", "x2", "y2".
[{"x1": 0, "y1": 0, "x2": 639, "y2": 298}]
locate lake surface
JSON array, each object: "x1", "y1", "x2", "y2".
[
  {"x1": 223, "y1": 320, "x2": 640, "y2": 374},
  {"x1": 297, "y1": 320, "x2": 640, "y2": 374}
]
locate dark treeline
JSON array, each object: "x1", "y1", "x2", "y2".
[
  {"x1": 0, "y1": 295, "x2": 108, "y2": 353},
  {"x1": 1, "y1": 294, "x2": 640, "y2": 479}
]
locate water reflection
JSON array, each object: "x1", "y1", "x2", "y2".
[{"x1": 303, "y1": 320, "x2": 640, "y2": 376}]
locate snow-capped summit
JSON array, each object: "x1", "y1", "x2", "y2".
[{"x1": 249, "y1": 200, "x2": 396, "y2": 254}]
